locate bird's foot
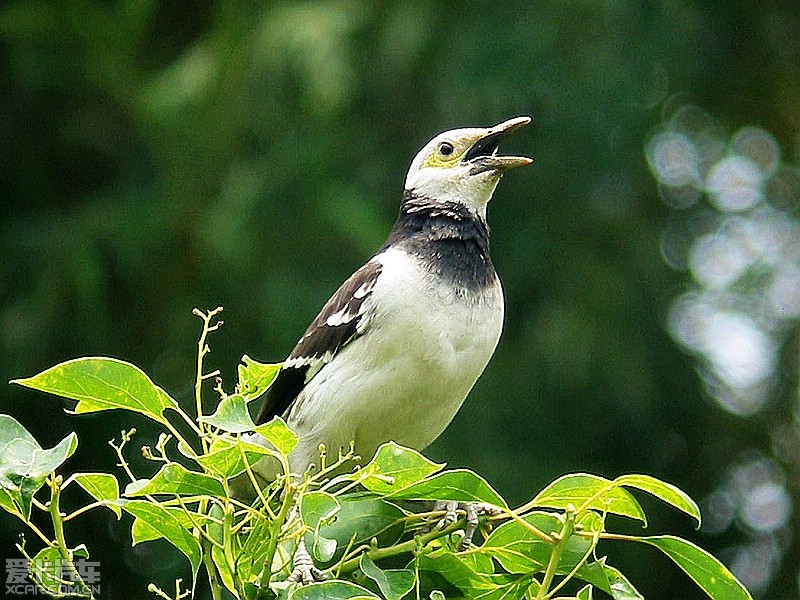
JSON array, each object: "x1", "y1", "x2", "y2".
[
  {"x1": 434, "y1": 500, "x2": 503, "y2": 551},
  {"x1": 287, "y1": 540, "x2": 327, "y2": 584}
]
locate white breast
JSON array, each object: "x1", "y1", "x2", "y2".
[{"x1": 285, "y1": 246, "x2": 504, "y2": 472}]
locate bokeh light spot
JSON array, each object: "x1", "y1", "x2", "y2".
[
  {"x1": 688, "y1": 232, "x2": 754, "y2": 288},
  {"x1": 649, "y1": 105, "x2": 800, "y2": 426},
  {"x1": 767, "y1": 266, "x2": 800, "y2": 319},
  {"x1": 706, "y1": 155, "x2": 764, "y2": 212},
  {"x1": 645, "y1": 131, "x2": 700, "y2": 189},
  {"x1": 701, "y1": 311, "x2": 774, "y2": 391},
  {"x1": 740, "y1": 481, "x2": 792, "y2": 533},
  {"x1": 730, "y1": 126, "x2": 781, "y2": 177},
  {"x1": 766, "y1": 165, "x2": 800, "y2": 211}
]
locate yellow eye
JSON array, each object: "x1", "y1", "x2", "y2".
[{"x1": 438, "y1": 142, "x2": 454, "y2": 157}]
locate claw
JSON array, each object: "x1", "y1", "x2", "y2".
[
  {"x1": 462, "y1": 503, "x2": 480, "y2": 551},
  {"x1": 287, "y1": 540, "x2": 327, "y2": 584},
  {"x1": 432, "y1": 501, "x2": 502, "y2": 550},
  {"x1": 434, "y1": 500, "x2": 460, "y2": 528}
]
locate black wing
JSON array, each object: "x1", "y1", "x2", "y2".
[{"x1": 255, "y1": 259, "x2": 383, "y2": 425}]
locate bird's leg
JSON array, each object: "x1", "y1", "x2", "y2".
[
  {"x1": 286, "y1": 539, "x2": 327, "y2": 584},
  {"x1": 432, "y1": 500, "x2": 502, "y2": 551},
  {"x1": 462, "y1": 503, "x2": 480, "y2": 551},
  {"x1": 435, "y1": 500, "x2": 459, "y2": 528}
]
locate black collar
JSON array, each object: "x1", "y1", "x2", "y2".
[{"x1": 383, "y1": 190, "x2": 496, "y2": 291}]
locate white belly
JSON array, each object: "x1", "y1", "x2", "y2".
[{"x1": 285, "y1": 247, "x2": 504, "y2": 472}]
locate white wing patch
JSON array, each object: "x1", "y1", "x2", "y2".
[
  {"x1": 325, "y1": 306, "x2": 354, "y2": 327},
  {"x1": 281, "y1": 259, "x2": 383, "y2": 384}
]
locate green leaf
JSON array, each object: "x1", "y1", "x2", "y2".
[
  {"x1": 193, "y1": 436, "x2": 278, "y2": 479},
  {"x1": 577, "y1": 584, "x2": 594, "y2": 600},
  {"x1": 12, "y1": 357, "x2": 179, "y2": 425},
  {"x1": 635, "y1": 535, "x2": 753, "y2": 600},
  {"x1": 125, "y1": 462, "x2": 225, "y2": 497},
  {"x1": 614, "y1": 474, "x2": 701, "y2": 527},
  {"x1": 35, "y1": 434, "x2": 78, "y2": 474},
  {"x1": 418, "y1": 551, "x2": 538, "y2": 599},
  {"x1": 302, "y1": 491, "x2": 341, "y2": 562},
  {"x1": 0, "y1": 488, "x2": 17, "y2": 514},
  {"x1": 602, "y1": 563, "x2": 642, "y2": 600},
  {"x1": 72, "y1": 543, "x2": 90, "y2": 559},
  {"x1": 532, "y1": 473, "x2": 646, "y2": 524},
  {"x1": 310, "y1": 534, "x2": 338, "y2": 564},
  {"x1": 473, "y1": 576, "x2": 539, "y2": 600},
  {"x1": 131, "y1": 516, "x2": 164, "y2": 545},
  {"x1": 361, "y1": 442, "x2": 444, "y2": 494},
  {"x1": 200, "y1": 394, "x2": 255, "y2": 433},
  {"x1": 480, "y1": 511, "x2": 593, "y2": 575},
  {"x1": 575, "y1": 557, "x2": 644, "y2": 600},
  {"x1": 388, "y1": 469, "x2": 507, "y2": 508},
  {"x1": 460, "y1": 551, "x2": 495, "y2": 576},
  {"x1": 416, "y1": 551, "x2": 493, "y2": 596},
  {"x1": 71, "y1": 472, "x2": 121, "y2": 518},
  {"x1": 205, "y1": 501, "x2": 240, "y2": 595},
  {"x1": 480, "y1": 513, "x2": 554, "y2": 573},
  {"x1": 317, "y1": 494, "x2": 404, "y2": 564},
  {"x1": 232, "y1": 515, "x2": 274, "y2": 586},
  {"x1": 301, "y1": 491, "x2": 341, "y2": 528},
  {"x1": 253, "y1": 416, "x2": 298, "y2": 456},
  {"x1": 129, "y1": 505, "x2": 201, "y2": 545},
  {"x1": 28, "y1": 547, "x2": 66, "y2": 596},
  {"x1": 237, "y1": 355, "x2": 282, "y2": 401},
  {"x1": 360, "y1": 554, "x2": 415, "y2": 600},
  {"x1": 0, "y1": 415, "x2": 77, "y2": 518},
  {"x1": 27, "y1": 544, "x2": 92, "y2": 596},
  {"x1": 0, "y1": 414, "x2": 38, "y2": 450},
  {"x1": 121, "y1": 499, "x2": 202, "y2": 580},
  {"x1": 416, "y1": 550, "x2": 478, "y2": 590},
  {"x1": 289, "y1": 580, "x2": 381, "y2": 599},
  {"x1": 211, "y1": 543, "x2": 238, "y2": 597}
]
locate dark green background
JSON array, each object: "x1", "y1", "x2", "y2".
[{"x1": 2, "y1": 1, "x2": 798, "y2": 598}]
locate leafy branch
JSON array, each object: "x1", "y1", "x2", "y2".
[{"x1": 1, "y1": 308, "x2": 753, "y2": 600}]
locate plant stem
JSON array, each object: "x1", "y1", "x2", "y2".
[
  {"x1": 49, "y1": 475, "x2": 94, "y2": 598},
  {"x1": 546, "y1": 520, "x2": 601, "y2": 599},
  {"x1": 259, "y1": 483, "x2": 296, "y2": 590},
  {"x1": 109, "y1": 429, "x2": 138, "y2": 483},
  {"x1": 202, "y1": 539, "x2": 223, "y2": 600},
  {"x1": 239, "y1": 440, "x2": 270, "y2": 510},
  {"x1": 63, "y1": 501, "x2": 104, "y2": 522},
  {"x1": 10, "y1": 508, "x2": 53, "y2": 547},
  {"x1": 503, "y1": 506, "x2": 554, "y2": 543},
  {"x1": 193, "y1": 307, "x2": 223, "y2": 454},
  {"x1": 536, "y1": 506, "x2": 576, "y2": 600},
  {"x1": 334, "y1": 518, "x2": 466, "y2": 577},
  {"x1": 173, "y1": 406, "x2": 204, "y2": 438}
]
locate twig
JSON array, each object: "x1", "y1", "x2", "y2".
[{"x1": 536, "y1": 505, "x2": 576, "y2": 600}]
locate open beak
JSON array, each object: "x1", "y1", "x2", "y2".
[{"x1": 464, "y1": 116, "x2": 534, "y2": 174}]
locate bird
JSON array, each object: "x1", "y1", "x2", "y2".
[{"x1": 251, "y1": 116, "x2": 532, "y2": 484}]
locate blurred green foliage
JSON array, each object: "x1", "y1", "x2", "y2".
[{"x1": 1, "y1": 1, "x2": 799, "y2": 598}]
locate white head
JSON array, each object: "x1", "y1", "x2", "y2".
[{"x1": 404, "y1": 116, "x2": 533, "y2": 218}]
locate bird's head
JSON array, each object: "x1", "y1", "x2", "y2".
[{"x1": 404, "y1": 116, "x2": 533, "y2": 217}]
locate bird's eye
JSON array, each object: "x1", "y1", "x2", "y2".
[{"x1": 438, "y1": 142, "x2": 454, "y2": 157}]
